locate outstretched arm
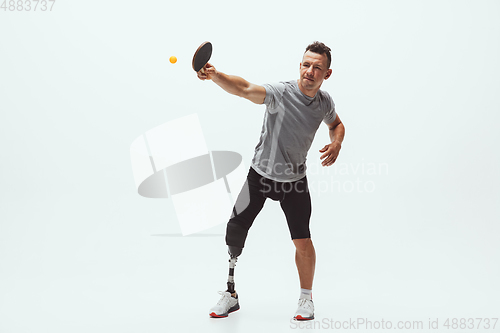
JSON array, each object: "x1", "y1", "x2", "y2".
[
  {"x1": 319, "y1": 115, "x2": 345, "y2": 166},
  {"x1": 197, "y1": 63, "x2": 266, "y2": 104}
]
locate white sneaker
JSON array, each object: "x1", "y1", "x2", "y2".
[
  {"x1": 294, "y1": 298, "x2": 314, "y2": 320},
  {"x1": 209, "y1": 291, "x2": 240, "y2": 318}
]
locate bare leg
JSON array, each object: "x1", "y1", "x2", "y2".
[{"x1": 293, "y1": 238, "x2": 316, "y2": 290}]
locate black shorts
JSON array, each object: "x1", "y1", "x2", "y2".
[{"x1": 226, "y1": 167, "x2": 312, "y2": 248}]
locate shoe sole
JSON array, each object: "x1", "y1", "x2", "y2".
[
  {"x1": 209, "y1": 304, "x2": 240, "y2": 318},
  {"x1": 294, "y1": 314, "x2": 315, "y2": 321}
]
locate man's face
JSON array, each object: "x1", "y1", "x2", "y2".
[{"x1": 299, "y1": 51, "x2": 332, "y2": 95}]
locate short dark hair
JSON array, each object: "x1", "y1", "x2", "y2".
[{"x1": 305, "y1": 41, "x2": 332, "y2": 68}]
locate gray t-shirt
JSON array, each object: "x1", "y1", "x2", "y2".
[{"x1": 251, "y1": 80, "x2": 337, "y2": 182}]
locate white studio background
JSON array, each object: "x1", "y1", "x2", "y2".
[{"x1": 1, "y1": 0, "x2": 499, "y2": 332}]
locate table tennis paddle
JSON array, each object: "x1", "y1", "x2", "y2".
[{"x1": 192, "y1": 41, "x2": 212, "y2": 73}]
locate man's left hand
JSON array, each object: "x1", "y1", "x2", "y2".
[{"x1": 319, "y1": 142, "x2": 341, "y2": 166}]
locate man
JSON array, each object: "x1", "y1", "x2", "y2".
[{"x1": 197, "y1": 41, "x2": 345, "y2": 320}]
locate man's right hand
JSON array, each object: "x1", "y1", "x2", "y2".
[{"x1": 197, "y1": 63, "x2": 217, "y2": 81}]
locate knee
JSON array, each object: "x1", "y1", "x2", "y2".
[
  {"x1": 226, "y1": 223, "x2": 249, "y2": 249},
  {"x1": 293, "y1": 238, "x2": 313, "y2": 253}
]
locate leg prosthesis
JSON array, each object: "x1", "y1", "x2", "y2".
[{"x1": 226, "y1": 245, "x2": 242, "y2": 293}]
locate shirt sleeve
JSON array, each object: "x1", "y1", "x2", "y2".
[
  {"x1": 263, "y1": 82, "x2": 286, "y2": 110},
  {"x1": 323, "y1": 94, "x2": 337, "y2": 124}
]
